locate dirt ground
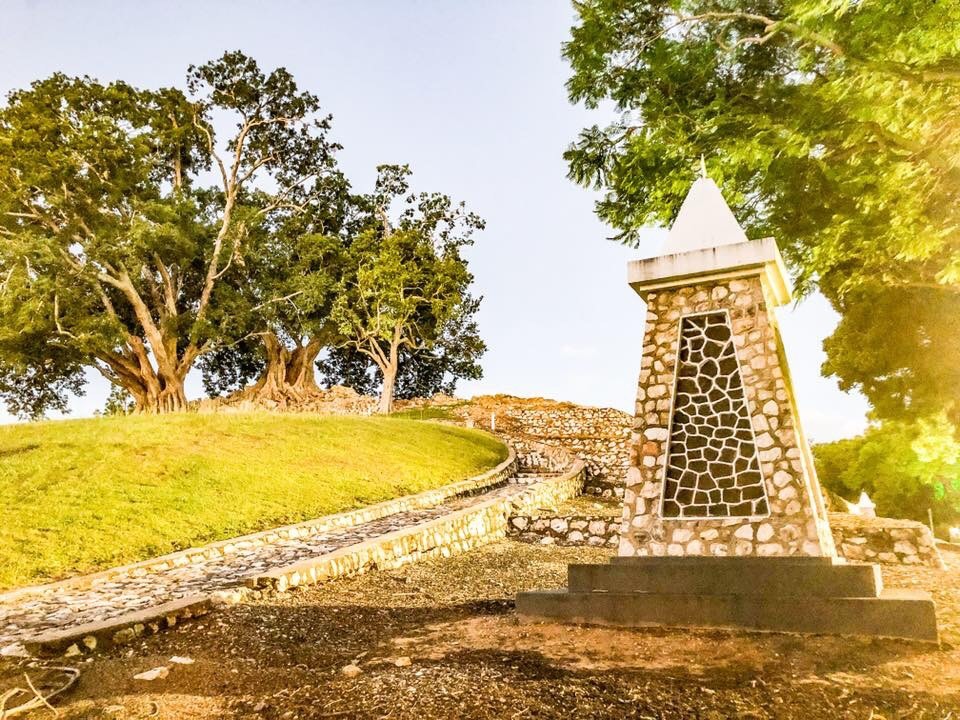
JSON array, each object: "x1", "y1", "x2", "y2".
[{"x1": 3, "y1": 542, "x2": 960, "y2": 720}]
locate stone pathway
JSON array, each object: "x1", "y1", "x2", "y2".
[{"x1": 0, "y1": 473, "x2": 547, "y2": 653}]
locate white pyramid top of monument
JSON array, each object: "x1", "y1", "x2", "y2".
[{"x1": 663, "y1": 175, "x2": 748, "y2": 254}]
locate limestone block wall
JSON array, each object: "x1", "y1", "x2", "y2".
[
  {"x1": 508, "y1": 515, "x2": 620, "y2": 548},
  {"x1": 829, "y1": 513, "x2": 944, "y2": 568},
  {"x1": 198, "y1": 385, "x2": 379, "y2": 415},
  {"x1": 620, "y1": 276, "x2": 836, "y2": 558},
  {"x1": 456, "y1": 396, "x2": 633, "y2": 498},
  {"x1": 504, "y1": 510, "x2": 944, "y2": 568}
]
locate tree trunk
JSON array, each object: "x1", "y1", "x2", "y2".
[
  {"x1": 107, "y1": 369, "x2": 188, "y2": 414},
  {"x1": 233, "y1": 333, "x2": 325, "y2": 408},
  {"x1": 152, "y1": 377, "x2": 188, "y2": 413},
  {"x1": 378, "y1": 361, "x2": 397, "y2": 414},
  {"x1": 99, "y1": 338, "x2": 190, "y2": 414},
  {"x1": 286, "y1": 338, "x2": 323, "y2": 396},
  {"x1": 245, "y1": 332, "x2": 290, "y2": 402}
]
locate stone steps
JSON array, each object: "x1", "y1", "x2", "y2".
[{"x1": 517, "y1": 557, "x2": 938, "y2": 642}]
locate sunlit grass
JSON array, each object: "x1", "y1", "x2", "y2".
[
  {"x1": 389, "y1": 405, "x2": 462, "y2": 421},
  {"x1": 0, "y1": 412, "x2": 507, "y2": 589}
]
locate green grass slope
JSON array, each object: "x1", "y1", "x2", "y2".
[{"x1": 0, "y1": 413, "x2": 507, "y2": 590}]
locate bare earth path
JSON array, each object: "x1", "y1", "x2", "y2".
[
  {"x1": 2, "y1": 542, "x2": 959, "y2": 719},
  {"x1": 0, "y1": 474, "x2": 539, "y2": 653}
]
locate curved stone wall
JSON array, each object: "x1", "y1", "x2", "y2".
[{"x1": 455, "y1": 396, "x2": 633, "y2": 498}]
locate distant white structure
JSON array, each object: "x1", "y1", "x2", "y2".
[{"x1": 856, "y1": 491, "x2": 877, "y2": 519}]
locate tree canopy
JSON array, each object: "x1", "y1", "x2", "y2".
[
  {"x1": 0, "y1": 53, "x2": 486, "y2": 417},
  {"x1": 564, "y1": 0, "x2": 960, "y2": 425}
]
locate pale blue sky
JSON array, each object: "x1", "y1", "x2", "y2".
[{"x1": 0, "y1": 1, "x2": 869, "y2": 441}]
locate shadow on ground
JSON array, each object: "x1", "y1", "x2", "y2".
[{"x1": 2, "y1": 542, "x2": 959, "y2": 719}]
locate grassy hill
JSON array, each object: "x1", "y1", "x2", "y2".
[{"x1": 0, "y1": 413, "x2": 507, "y2": 590}]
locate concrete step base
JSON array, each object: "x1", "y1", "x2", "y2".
[
  {"x1": 517, "y1": 558, "x2": 938, "y2": 642},
  {"x1": 570, "y1": 558, "x2": 881, "y2": 598}
]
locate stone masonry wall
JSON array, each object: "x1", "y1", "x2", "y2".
[
  {"x1": 506, "y1": 510, "x2": 943, "y2": 568},
  {"x1": 252, "y1": 442, "x2": 587, "y2": 594},
  {"x1": 829, "y1": 513, "x2": 944, "y2": 568},
  {"x1": 198, "y1": 385, "x2": 379, "y2": 415},
  {"x1": 508, "y1": 516, "x2": 620, "y2": 548},
  {"x1": 26, "y1": 442, "x2": 585, "y2": 658},
  {"x1": 456, "y1": 396, "x2": 633, "y2": 498},
  {"x1": 2, "y1": 450, "x2": 519, "y2": 603},
  {"x1": 620, "y1": 275, "x2": 836, "y2": 559}
]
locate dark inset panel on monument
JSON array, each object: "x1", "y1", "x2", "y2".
[{"x1": 660, "y1": 311, "x2": 769, "y2": 519}]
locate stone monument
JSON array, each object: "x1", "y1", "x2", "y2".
[{"x1": 517, "y1": 173, "x2": 939, "y2": 641}]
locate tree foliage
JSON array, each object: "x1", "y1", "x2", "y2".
[
  {"x1": 330, "y1": 165, "x2": 485, "y2": 413},
  {"x1": 198, "y1": 188, "x2": 356, "y2": 407},
  {"x1": 564, "y1": 0, "x2": 960, "y2": 423},
  {"x1": 823, "y1": 285, "x2": 960, "y2": 424},
  {"x1": 815, "y1": 415, "x2": 960, "y2": 529},
  {"x1": 0, "y1": 51, "x2": 341, "y2": 415},
  {"x1": 0, "y1": 53, "x2": 486, "y2": 418}
]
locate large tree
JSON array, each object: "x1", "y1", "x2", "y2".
[
  {"x1": 331, "y1": 165, "x2": 485, "y2": 414},
  {"x1": 0, "y1": 51, "x2": 339, "y2": 415},
  {"x1": 563, "y1": 0, "x2": 960, "y2": 424},
  {"x1": 197, "y1": 176, "x2": 356, "y2": 407}
]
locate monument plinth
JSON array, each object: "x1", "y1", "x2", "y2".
[{"x1": 517, "y1": 175, "x2": 938, "y2": 641}]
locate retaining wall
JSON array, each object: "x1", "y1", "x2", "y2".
[
  {"x1": 24, "y1": 441, "x2": 585, "y2": 658},
  {"x1": 509, "y1": 515, "x2": 620, "y2": 548},
  {"x1": 456, "y1": 396, "x2": 633, "y2": 498},
  {"x1": 251, "y1": 442, "x2": 587, "y2": 594},
  {"x1": 829, "y1": 513, "x2": 944, "y2": 568},
  {"x1": 507, "y1": 509, "x2": 945, "y2": 568},
  {"x1": 3, "y1": 446, "x2": 517, "y2": 604}
]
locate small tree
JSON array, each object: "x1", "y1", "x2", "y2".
[
  {"x1": 318, "y1": 292, "x2": 485, "y2": 399},
  {"x1": 331, "y1": 166, "x2": 484, "y2": 413}
]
